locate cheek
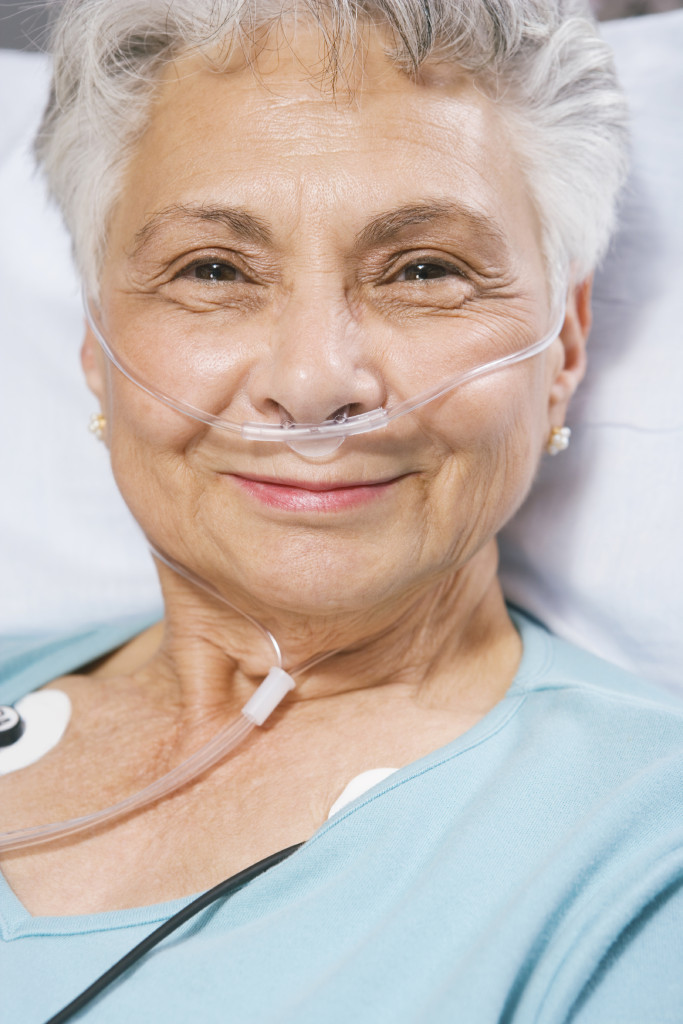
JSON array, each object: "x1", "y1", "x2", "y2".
[
  {"x1": 104, "y1": 360, "x2": 202, "y2": 448},
  {"x1": 100, "y1": 349, "x2": 551, "y2": 611},
  {"x1": 104, "y1": 375, "x2": 208, "y2": 543},
  {"x1": 420, "y1": 370, "x2": 548, "y2": 557}
]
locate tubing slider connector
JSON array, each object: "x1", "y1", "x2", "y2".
[{"x1": 241, "y1": 667, "x2": 297, "y2": 725}]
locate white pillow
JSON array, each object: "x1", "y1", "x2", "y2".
[
  {"x1": 1, "y1": 13, "x2": 681, "y2": 692},
  {"x1": 499, "y1": 10, "x2": 683, "y2": 693},
  {"x1": 0, "y1": 51, "x2": 163, "y2": 633}
]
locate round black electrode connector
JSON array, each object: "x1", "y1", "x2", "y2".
[{"x1": 0, "y1": 704, "x2": 25, "y2": 746}]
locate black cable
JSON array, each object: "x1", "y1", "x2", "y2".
[{"x1": 43, "y1": 842, "x2": 305, "y2": 1024}]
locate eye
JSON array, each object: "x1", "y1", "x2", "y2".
[
  {"x1": 394, "y1": 261, "x2": 464, "y2": 282},
  {"x1": 179, "y1": 260, "x2": 245, "y2": 283}
]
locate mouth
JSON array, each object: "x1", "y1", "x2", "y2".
[{"x1": 226, "y1": 472, "x2": 407, "y2": 512}]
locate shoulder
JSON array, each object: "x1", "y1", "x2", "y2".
[
  {"x1": 0, "y1": 615, "x2": 157, "y2": 705},
  {"x1": 508, "y1": 605, "x2": 683, "y2": 759},
  {"x1": 511, "y1": 604, "x2": 683, "y2": 706}
]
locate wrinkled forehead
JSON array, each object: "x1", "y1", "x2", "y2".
[
  {"x1": 150, "y1": 25, "x2": 507, "y2": 162},
  {"x1": 106, "y1": 24, "x2": 543, "y2": 286}
]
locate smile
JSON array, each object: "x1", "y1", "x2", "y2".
[{"x1": 227, "y1": 473, "x2": 406, "y2": 512}]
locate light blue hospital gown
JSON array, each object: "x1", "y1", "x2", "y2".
[{"x1": 1, "y1": 608, "x2": 682, "y2": 1023}]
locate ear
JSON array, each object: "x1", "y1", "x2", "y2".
[
  {"x1": 81, "y1": 324, "x2": 107, "y2": 407},
  {"x1": 548, "y1": 274, "x2": 592, "y2": 428}
]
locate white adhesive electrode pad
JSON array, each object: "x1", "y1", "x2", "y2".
[
  {"x1": 327, "y1": 767, "x2": 398, "y2": 819},
  {"x1": 0, "y1": 690, "x2": 71, "y2": 775}
]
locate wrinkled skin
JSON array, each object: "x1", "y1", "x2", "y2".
[{"x1": 2, "y1": 26, "x2": 590, "y2": 914}]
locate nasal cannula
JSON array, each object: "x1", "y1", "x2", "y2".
[
  {"x1": 0, "y1": 296, "x2": 566, "y2": 853},
  {"x1": 84, "y1": 294, "x2": 566, "y2": 458},
  {"x1": 2, "y1": 295, "x2": 569, "y2": 1022}
]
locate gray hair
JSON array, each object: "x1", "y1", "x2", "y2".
[{"x1": 35, "y1": 0, "x2": 629, "y2": 304}]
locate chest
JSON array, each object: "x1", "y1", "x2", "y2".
[
  {"x1": 0, "y1": 696, "x2": 472, "y2": 915},
  {"x1": 2, "y1": 751, "x2": 667, "y2": 1024}
]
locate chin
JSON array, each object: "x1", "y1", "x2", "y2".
[{"x1": 207, "y1": 529, "x2": 421, "y2": 619}]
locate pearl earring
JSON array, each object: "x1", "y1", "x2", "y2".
[
  {"x1": 88, "y1": 413, "x2": 106, "y2": 441},
  {"x1": 546, "y1": 425, "x2": 571, "y2": 455}
]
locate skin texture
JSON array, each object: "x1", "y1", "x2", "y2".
[{"x1": 0, "y1": 27, "x2": 591, "y2": 914}]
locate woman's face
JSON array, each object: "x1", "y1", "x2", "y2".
[{"x1": 84, "y1": 28, "x2": 582, "y2": 617}]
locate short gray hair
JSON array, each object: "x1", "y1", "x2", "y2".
[{"x1": 36, "y1": 0, "x2": 629, "y2": 304}]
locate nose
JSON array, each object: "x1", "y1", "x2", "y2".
[{"x1": 247, "y1": 293, "x2": 386, "y2": 428}]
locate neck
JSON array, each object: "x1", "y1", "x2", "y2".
[{"x1": 107, "y1": 541, "x2": 520, "y2": 725}]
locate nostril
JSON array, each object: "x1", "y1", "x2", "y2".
[
  {"x1": 278, "y1": 403, "x2": 352, "y2": 428},
  {"x1": 277, "y1": 404, "x2": 295, "y2": 428}
]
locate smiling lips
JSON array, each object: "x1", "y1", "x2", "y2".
[{"x1": 229, "y1": 473, "x2": 403, "y2": 512}]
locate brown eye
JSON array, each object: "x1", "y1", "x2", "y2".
[
  {"x1": 186, "y1": 262, "x2": 242, "y2": 282},
  {"x1": 398, "y1": 262, "x2": 458, "y2": 281}
]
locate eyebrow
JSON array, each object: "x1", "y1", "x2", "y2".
[
  {"x1": 129, "y1": 198, "x2": 508, "y2": 262},
  {"x1": 130, "y1": 203, "x2": 274, "y2": 257},
  {"x1": 354, "y1": 200, "x2": 509, "y2": 255}
]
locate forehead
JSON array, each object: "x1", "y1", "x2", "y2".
[{"x1": 112, "y1": 28, "x2": 541, "y2": 260}]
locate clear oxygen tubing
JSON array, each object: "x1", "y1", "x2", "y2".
[
  {"x1": 83, "y1": 293, "x2": 567, "y2": 458},
  {"x1": 0, "y1": 551, "x2": 343, "y2": 855},
  {"x1": 1, "y1": 297, "x2": 568, "y2": 853}
]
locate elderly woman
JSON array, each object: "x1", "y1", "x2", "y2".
[{"x1": 1, "y1": 0, "x2": 682, "y2": 1021}]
